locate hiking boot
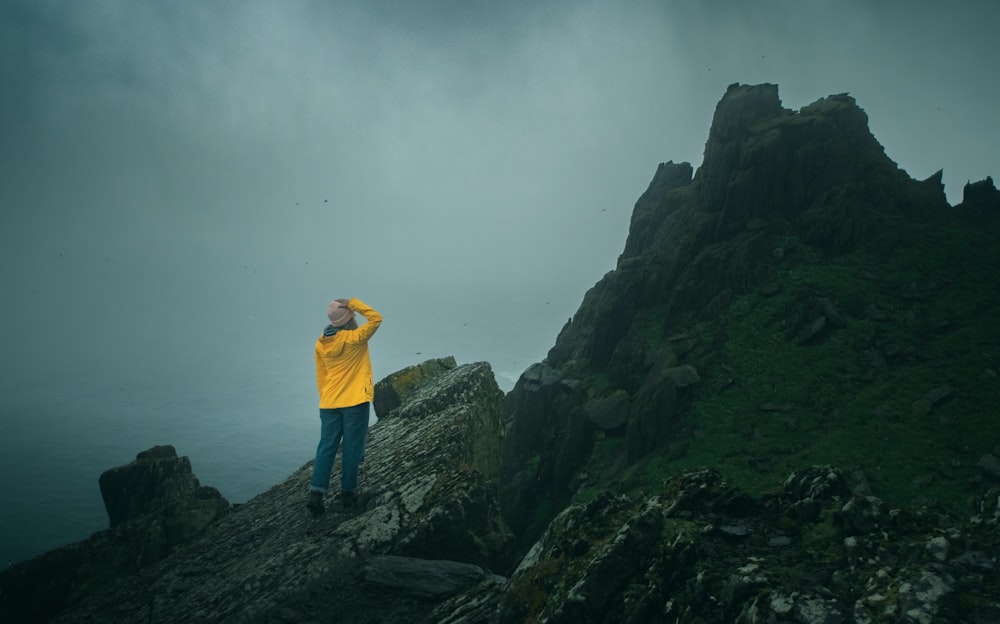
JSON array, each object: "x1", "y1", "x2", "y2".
[
  {"x1": 356, "y1": 490, "x2": 379, "y2": 508},
  {"x1": 339, "y1": 490, "x2": 358, "y2": 509},
  {"x1": 307, "y1": 491, "x2": 325, "y2": 514}
]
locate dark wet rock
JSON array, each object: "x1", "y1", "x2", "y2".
[
  {"x1": 951, "y1": 550, "x2": 996, "y2": 571},
  {"x1": 837, "y1": 495, "x2": 885, "y2": 535},
  {"x1": 499, "y1": 361, "x2": 590, "y2": 551},
  {"x1": 98, "y1": 444, "x2": 229, "y2": 532},
  {"x1": 626, "y1": 371, "x2": 679, "y2": 461},
  {"x1": 430, "y1": 466, "x2": 1000, "y2": 623},
  {"x1": 362, "y1": 555, "x2": 502, "y2": 600},
  {"x1": 978, "y1": 454, "x2": 1000, "y2": 481},
  {"x1": 668, "y1": 332, "x2": 698, "y2": 355},
  {"x1": 717, "y1": 523, "x2": 752, "y2": 538},
  {"x1": 582, "y1": 392, "x2": 630, "y2": 432}
]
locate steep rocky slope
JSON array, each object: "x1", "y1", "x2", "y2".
[
  {"x1": 1, "y1": 359, "x2": 512, "y2": 623},
  {"x1": 500, "y1": 83, "x2": 999, "y2": 556},
  {"x1": 462, "y1": 83, "x2": 999, "y2": 624}
]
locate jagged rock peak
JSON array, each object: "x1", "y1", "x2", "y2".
[
  {"x1": 961, "y1": 175, "x2": 1000, "y2": 219},
  {"x1": 964, "y1": 175, "x2": 997, "y2": 203},
  {"x1": 618, "y1": 83, "x2": 936, "y2": 277},
  {"x1": 634, "y1": 160, "x2": 693, "y2": 209},
  {"x1": 694, "y1": 82, "x2": 920, "y2": 235},
  {"x1": 505, "y1": 82, "x2": 964, "y2": 558}
]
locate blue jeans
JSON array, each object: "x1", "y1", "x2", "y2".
[{"x1": 309, "y1": 402, "x2": 369, "y2": 494}]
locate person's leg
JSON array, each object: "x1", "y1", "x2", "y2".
[
  {"x1": 310, "y1": 409, "x2": 345, "y2": 493},
  {"x1": 339, "y1": 402, "x2": 370, "y2": 494},
  {"x1": 361, "y1": 408, "x2": 373, "y2": 463}
]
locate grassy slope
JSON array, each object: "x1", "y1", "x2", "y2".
[{"x1": 578, "y1": 218, "x2": 1000, "y2": 513}]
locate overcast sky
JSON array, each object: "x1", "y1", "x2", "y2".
[{"x1": 2, "y1": 0, "x2": 998, "y2": 390}]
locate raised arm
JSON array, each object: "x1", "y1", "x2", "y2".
[{"x1": 344, "y1": 297, "x2": 382, "y2": 343}]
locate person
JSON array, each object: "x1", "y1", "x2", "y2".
[{"x1": 307, "y1": 297, "x2": 382, "y2": 513}]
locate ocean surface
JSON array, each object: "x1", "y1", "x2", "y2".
[{"x1": 0, "y1": 319, "x2": 542, "y2": 569}]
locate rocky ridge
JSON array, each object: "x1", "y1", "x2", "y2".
[{"x1": 499, "y1": 83, "x2": 999, "y2": 555}]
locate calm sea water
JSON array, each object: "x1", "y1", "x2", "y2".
[{"x1": 0, "y1": 329, "x2": 530, "y2": 569}]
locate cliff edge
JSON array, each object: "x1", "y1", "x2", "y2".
[{"x1": 1, "y1": 359, "x2": 511, "y2": 623}]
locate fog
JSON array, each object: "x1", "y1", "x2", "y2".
[
  {"x1": 2, "y1": 0, "x2": 999, "y2": 566},
  {"x1": 2, "y1": 0, "x2": 998, "y2": 393}
]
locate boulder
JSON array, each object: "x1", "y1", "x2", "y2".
[
  {"x1": 373, "y1": 356, "x2": 457, "y2": 418},
  {"x1": 582, "y1": 391, "x2": 630, "y2": 432},
  {"x1": 663, "y1": 364, "x2": 700, "y2": 388},
  {"x1": 362, "y1": 555, "x2": 501, "y2": 600},
  {"x1": 98, "y1": 444, "x2": 228, "y2": 531}
]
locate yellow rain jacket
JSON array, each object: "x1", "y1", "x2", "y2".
[{"x1": 315, "y1": 298, "x2": 383, "y2": 409}]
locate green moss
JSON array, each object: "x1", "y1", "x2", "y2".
[
  {"x1": 583, "y1": 372, "x2": 614, "y2": 397},
  {"x1": 633, "y1": 305, "x2": 670, "y2": 346},
  {"x1": 576, "y1": 434, "x2": 627, "y2": 504},
  {"x1": 797, "y1": 508, "x2": 844, "y2": 561},
  {"x1": 575, "y1": 221, "x2": 1000, "y2": 513},
  {"x1": 502, "y1": 555, "x2": 565, "y2": 623},
  {"x1": 526, "y1": 454, "x2": 541, "y2": 479},
  {"x1": 528, "y1": 495, "x2": 567, "y2": 533}
]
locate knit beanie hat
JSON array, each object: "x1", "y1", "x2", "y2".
[{"x1": 326, "y1": 299, "x2": 355, "y2": 327}]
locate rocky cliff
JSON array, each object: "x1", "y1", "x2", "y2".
[
  {"x1": 1, "y1": 359, "x2": 512, "y2": 623},
  {"x1": 500, "y1": 83, "x2": 999, "y2": 552},
  {"x1": 3, "y1": 83, "x2": 999, "y2": 623},
  {"x1": 488, "y1": 83, "x2": 1000, "y2": 621}
]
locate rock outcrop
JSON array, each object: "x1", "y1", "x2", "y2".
[
  {"x1": 98, "y1": 444, "x2": 229, "y2": 537},
  {"x1": 0, "y1": 446, "x2": 229, "y2": 622},
  {"x1": 0, "y1": 360, "x2": 511, "y2": 623},
  {"x1": 374, "y1": 356, "x2": 458, "y2": 419}
]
